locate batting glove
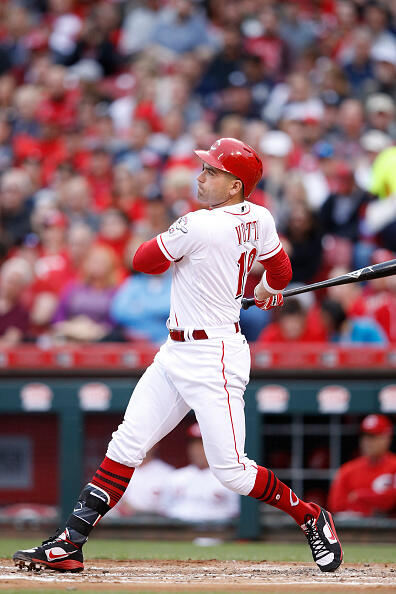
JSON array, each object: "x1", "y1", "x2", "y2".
[{"x1": 254, "y1": 287, "x2": 284, "y2": 310}]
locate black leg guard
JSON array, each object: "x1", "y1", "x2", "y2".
[{"x1": 66, "y1": 483, "x2": 112, "y2": 543}]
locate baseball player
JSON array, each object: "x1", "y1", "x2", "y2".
[
  {"x1": 329, "y1": 414, "x2": 396, "y2": 516},
  {"x1": 13, "y1": 138, "x2": 342, "y2": 573}
]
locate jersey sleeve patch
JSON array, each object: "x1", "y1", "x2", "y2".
[{"x1": 158, "y1": 213, "x2": 208, "y2": 261}]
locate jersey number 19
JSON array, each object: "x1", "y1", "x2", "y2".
[{"x1": 236, "y1": 248, "x2": 257, "y2": 299}]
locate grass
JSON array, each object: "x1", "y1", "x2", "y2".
[{"x1": 1, "y1": 538, "x2": 395, "y2": 564}]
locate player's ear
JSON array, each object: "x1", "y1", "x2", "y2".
[{"x1": 229, "y1": 178, "x2": 243, "y2": 197}]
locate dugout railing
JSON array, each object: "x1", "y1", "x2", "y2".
[{"x1": 0, "y1": 343, "x2": 395, "y2": 539}]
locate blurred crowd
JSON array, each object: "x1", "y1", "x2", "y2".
[{"x1": 1, "y1": 0, "x2": 396, "y2": 347}]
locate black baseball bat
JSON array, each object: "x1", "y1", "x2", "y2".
[{"x1": 241, "y1": 258, "x2": 396, "y2": 310}]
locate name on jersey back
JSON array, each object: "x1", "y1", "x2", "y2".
[{"x1": 235, "y1": 221, "x2": 259, "y2": 245}]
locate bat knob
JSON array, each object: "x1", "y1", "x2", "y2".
[{"x1": 241, "y1": 298, "x2": 251, "y2": 310}]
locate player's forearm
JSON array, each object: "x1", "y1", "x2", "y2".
[
  {"x1": 133, "y1": 238, "x2": 171, "y2": 275},
  {"x1": 255, "y1": 247, "x2": 292, "y2": 300}
]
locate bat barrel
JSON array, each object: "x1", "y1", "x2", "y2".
[{"x1": 241, "y1": 258, "x2": 396, "y2": 310}]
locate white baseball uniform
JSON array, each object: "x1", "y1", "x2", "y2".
[{"x1": 107, "y1": 200, "x2": 281, "y2": 496}]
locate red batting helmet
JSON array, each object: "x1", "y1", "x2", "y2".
[{"x1": 194, "y1": 138, "x2": 263, "y2": 197}]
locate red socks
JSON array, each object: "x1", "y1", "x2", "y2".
[
  {"x1": 249, "y1": 465, "x2": 320, "y2": 526},
  {"x1": 91, "y1": 459, "x2": 319, "y2": 526},
  {"x1": 91, "y1": 456, "x2": 135, "y2": 507}
]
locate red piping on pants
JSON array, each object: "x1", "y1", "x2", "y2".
[{"x1": 221, "y1": 341, "x2": 246, "y2": 471}]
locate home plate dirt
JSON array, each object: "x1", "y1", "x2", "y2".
[{"x1": 1, "y1": 559, "x2": 396, "y2": 592}]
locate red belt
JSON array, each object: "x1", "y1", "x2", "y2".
[{"x1": 169, "y1": 323, "x2": 240, "y2": 342}]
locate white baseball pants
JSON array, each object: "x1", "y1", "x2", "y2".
[{"x1": 106, "y1": 333, "x2": 258, "y2": 496}]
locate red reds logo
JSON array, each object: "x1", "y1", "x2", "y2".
[
  {"x1": 20, "y1": 383, "x2": 53, "y2": 411},
  {"x1": 372, "y1": 473, "x2": 394, "y2": 493}
]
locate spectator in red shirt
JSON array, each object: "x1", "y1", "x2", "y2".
[
  {"x1": 96, "y1": 208, "x2": 132, "y2": 277},
  {"x1": 328, "y1": 414, "x2": 396, "y2": 517},
  {"x1": 28, "y1": 210, "x2": 75, "y2": 339},
  {"x1": 84, "y1": 148, "x2": 113, "y2": 212},
  {"x1": 61, "y1": 125, "x2": 91, "y2": 174},
  {"x1": 31, "y1": 210, "x2": 74, "y2": 294},
  {"x1": 244, "y1": 6, "x2": 290, "y2": 78},
  {"x1": 257, "y1": 298, "x2": 327, "y2": 344},
  {"x1": 112, "y1": 164, "x2": 147, "y2": 223},
  {"x1": 350, "y1": 249, "x2": 396, "y2": 343},
  {"x1": 37, "y1": 64, "x2": 77, "y2": 131}
]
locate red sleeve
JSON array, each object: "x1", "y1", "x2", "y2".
[
  {"x1": 133, "y1": 237, "x2": 171, "y2": 275},
  {"x1": 328, "y1": 467, "x2": 350, "y2": 513},
  {"x1": 259, "y1": 247, "x2": 292, "y2": 291}
]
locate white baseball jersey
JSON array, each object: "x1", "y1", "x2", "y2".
[{"x1": 156, "y1": 201, "x2": 281, "y2": 328}]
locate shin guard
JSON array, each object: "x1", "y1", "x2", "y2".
[{"x1": 66, "y1": 483, "x2": 111, "y2": 542}]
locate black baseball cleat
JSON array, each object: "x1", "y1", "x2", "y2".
[
  {"x1": 302, "y1": 508, "x2": 343, "y2": 572},
  {"x1": 13, "y1": 528, "x2": 84, "y2": 573}
]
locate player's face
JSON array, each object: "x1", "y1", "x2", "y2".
[
  {"x1": 360, "y1": 433, "x2": 391, "y2": 458},
  {"x1": 197, "y1": 164, "x2": 239, "y2": 206}
]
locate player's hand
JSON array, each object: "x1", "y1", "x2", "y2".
[{"x1": 254, "y1": 286, "x2": 284, "y2": 310}]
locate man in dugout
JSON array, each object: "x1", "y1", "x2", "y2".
[{"x1": 328, "y1": 414, "x2": 396, "y2": 517}]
